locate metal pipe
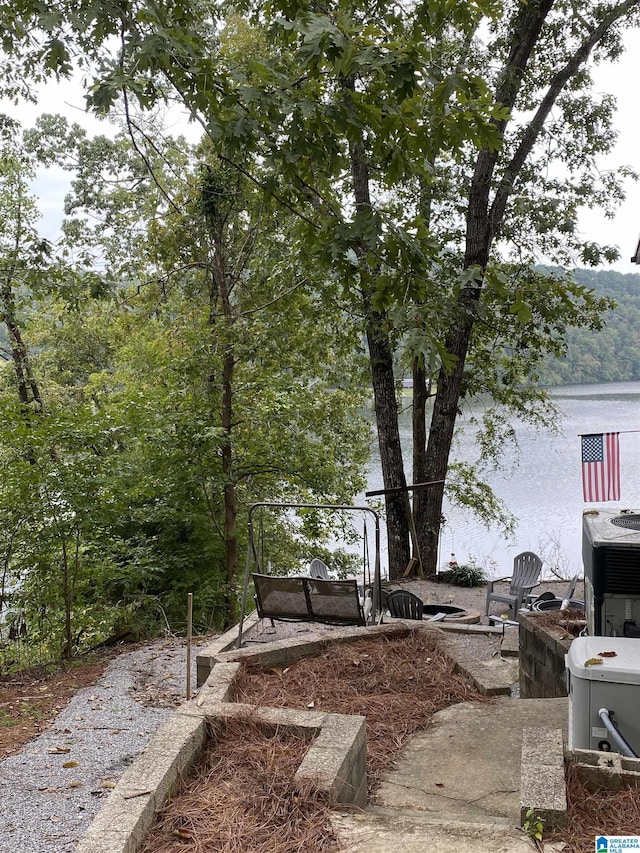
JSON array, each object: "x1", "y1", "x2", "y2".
[
  {"x1": 598, "y1": 708, "x2": 638, "y2": 758},
  {"x1": 186, "y1": 592, "x2": 193, "y2": 700}
]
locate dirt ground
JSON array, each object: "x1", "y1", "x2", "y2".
[{"x1": 0, "y1": 650, "x2": 124, "y2": 759}]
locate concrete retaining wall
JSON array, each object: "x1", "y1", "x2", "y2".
[
  {"x1": 518, "y1": 611, "x2": 572, "y2": 699},
  {"x1": 78, "y1": 623, "x2": 413, "y2": 853},
  {"x1": 76, "y1": 713, "x2": 208, "y2": 853}
]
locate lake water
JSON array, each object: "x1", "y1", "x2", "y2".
[{"x1": 363, "y1": 380, "x2": 640, "y2": 579}]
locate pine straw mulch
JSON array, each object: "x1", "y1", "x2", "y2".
[
  {"x1": 138, "y1": 629, "x2": 487, "y2": 853},
  {"x1": 138, "y1": 715, "x2": 338, "y2": 853},
  {"x1": 233, "y1": 628, "x2": 488, "y2": 793},
  {"x1": 548, "y1": 763, "x2": 640, "y2": 852},
  {"x1": 532, "y1": 608, "x2": 587, "y2": 639}
]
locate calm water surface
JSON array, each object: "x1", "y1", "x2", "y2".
[{"x1": 364, "y1": 380, "x2": 640, "y2": 579}]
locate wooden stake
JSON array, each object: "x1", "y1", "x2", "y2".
[
  {"x1": 402, "y1": 558, "x2": 419, "y2": 578},
  {"x1": 186, "y1": 592, "x2": 193, "y2": 700}
]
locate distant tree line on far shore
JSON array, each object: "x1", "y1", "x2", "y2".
[{"x1": 537, "y1": 268, "x2": 640, "y2": 387}]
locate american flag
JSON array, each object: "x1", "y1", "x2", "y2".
[{"x1": 581, "y1": 432, "x2": 620, "y2": 502}]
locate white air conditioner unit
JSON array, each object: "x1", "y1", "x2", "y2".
[
  {"x1": 566, "y1": 636, "x2": 640, "y2": 756},
  {"x1": 582, "y1": 509, "x2": 640, "y2": 637}
]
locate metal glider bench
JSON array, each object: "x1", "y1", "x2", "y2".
[{"x1": 252, "y1": 573, "x2": 367, "y2": 627}]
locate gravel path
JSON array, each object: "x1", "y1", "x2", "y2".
[{"x1": 0, "y1": 637, "x2": 206, "y2": 853}]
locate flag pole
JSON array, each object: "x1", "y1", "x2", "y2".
[{"x1": 578, "y1": 429, "x2": 640, "y2": 436}]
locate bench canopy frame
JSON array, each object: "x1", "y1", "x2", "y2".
[{"x1": 237, "y1": 502, "x2": 382, "y2": 648}]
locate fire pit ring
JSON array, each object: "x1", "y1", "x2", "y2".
[{"x1": 421, "y1": 603, "x2": 480, "y2": 624}]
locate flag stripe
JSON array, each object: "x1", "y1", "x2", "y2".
[{"x1": 607, "y1": 431, "x2": 621, "y2": 500}]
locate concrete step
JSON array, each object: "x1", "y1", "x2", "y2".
[
  {"x1": 331, "y1": 808, "x2": 560, "y2": 852},
  {"x1": 501, "y1": 625, "x2": 520, "y2": 657},
  {"x1": 373, "y1": 697, "x2": 569, "y2": 825},
  {"x1": 454, "y1": 654, "x2": 519, "y2": 695}
]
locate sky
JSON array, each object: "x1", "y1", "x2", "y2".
[
  {"x1": 9, "y1": 24, "x2": 640, "y2": 273},
  {"x1": 577, "y1": 27, "x2": 640, "y2": 273}
]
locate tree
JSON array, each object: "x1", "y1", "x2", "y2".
[
  {"x1": 3, "y1": 0, "x2": 639, "y2": 581},
  {"x1": 38, "y1": 118, "x2": 371, "y2": 626},
  {"x1": 0, "y1": 116, "x2": 92, "y2": 658},
  {"x1": 0, "y1": 108, "x2": 371, "y2": 660},
  {"x1": 0, "y1": 119, "x2": 46, "y2": 407},
  {"x1": 415, "y1": 0, "x2": 640, "y2": 574},
  {"x1": 0, "y1": 0, "x2": 507, "y2": 581}
]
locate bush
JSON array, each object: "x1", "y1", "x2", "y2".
[{"x1": 438, "y1": 560, "x2": 487, "y2": 587}]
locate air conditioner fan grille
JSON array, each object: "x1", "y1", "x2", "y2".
[{"x1": 611, "y1": 514, "x2": 640, "y2": 530}]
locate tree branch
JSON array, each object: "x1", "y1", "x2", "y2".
[{"x1": 490, "y1": 0, "x2": 640, "y2": 231}]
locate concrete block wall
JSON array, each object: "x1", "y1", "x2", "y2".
[
  {"x1": 568, "y1": 748, "x2": 640, "y2": 793},
  {"x1": 76, "y1": 713, "x2": 208, "y2": 853},
  {"x1": 295, "y1": 712, "x2": 367, "y2": 807},
  {"x1": 518, "y1": 611, "x2": 573, "y2": 699}
]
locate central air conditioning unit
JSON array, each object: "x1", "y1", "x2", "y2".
[
  {"x1": 566, "y1": 635, "x2": 640, "y2": 756},
  {"x1": 582, "y1": 509, "x2": 640, "y2": 637}
]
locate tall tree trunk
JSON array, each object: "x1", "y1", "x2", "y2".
[
  {"x1": 364, "y1": 299, "x2": 411, "y2": 578},
  {"x1": 60, "y1": 535, "x2": 73, "y2": 659},
  {"x1": 421, "y1": 297, "x2": 478, "y2": 574},
  {"x1": 416, "y1": 0, "x2": 637, "y2": 576},
  {"x1": 418, "y1": 0, "x2": 558, "y2": 575},
  {"x1": 221, "y1": 349, "x2": 237, "y2": 590},
  {"x1": 412, "y1": 358, "x2": 433, "y2": 574},
  {"x1": 346, "y1": 99, "x2": 410, "y2": 578},
  {"x1": 0, "y1": 280, "x2": 42, "y2": 407},
  {"x1": 210, "y1": 228, "x2": 239, "y2": 623}
]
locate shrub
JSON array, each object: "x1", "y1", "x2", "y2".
[{"x1": 438, "y1": 559, "x2": 487, "y2": 587}]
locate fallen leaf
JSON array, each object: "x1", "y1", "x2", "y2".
[
  {"x1": 122, "y1": 789, "x2": 152, "y2": 800},
  {"x1": 101, "y1": 780, "x2": 116, "y2": 789},
  {"x1": 38, "y1": 787, "x2": 59, "y2": 793},
  {"x1": 599, "y1": 651, "x2": 617, "y2": 658},
  {"x1": 68, "y1": 781, "x2": 83, "y2": 789},
  {"x1": 48, "y1": 747, "x2": 71, "y2": 754},
  {"x1": 172, "y1": 829, "x2": 194, "y2": 841},
  {"x1": 584, "y1": 658, "x2": 603, "y2": 667},
  {"x1": 62, "y1": 760, "x2": 79, "y2": 768}
]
